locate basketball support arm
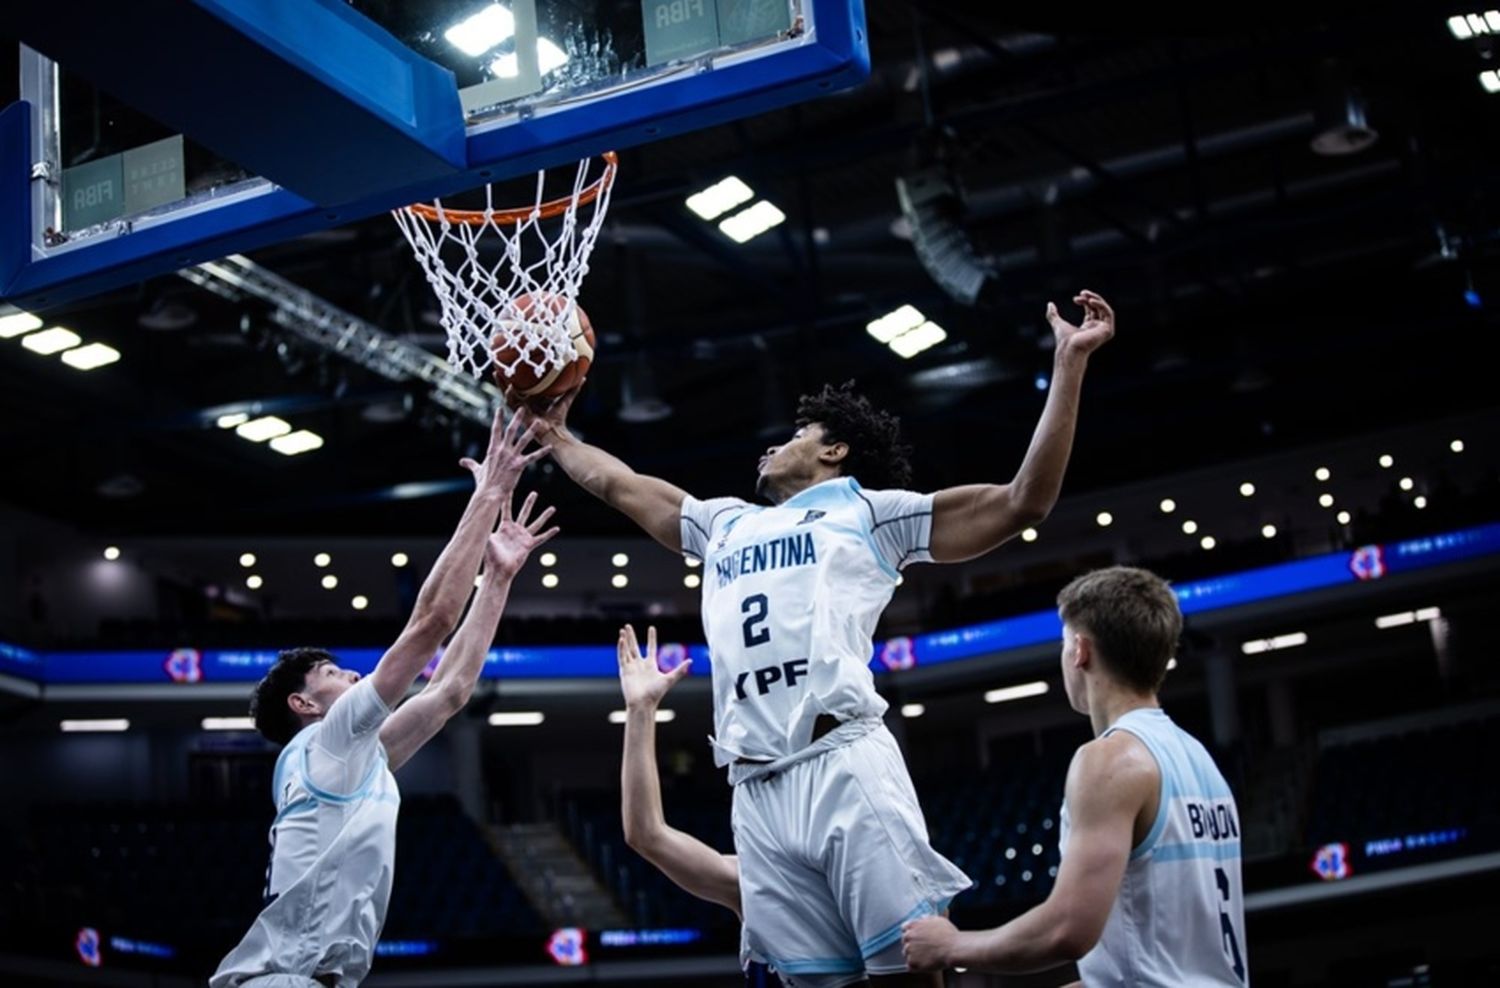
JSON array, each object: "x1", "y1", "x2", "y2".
[{"x1": 544, "y1": 426, "x2": 689, "y2": 554}]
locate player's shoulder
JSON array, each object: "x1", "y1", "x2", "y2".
[
  {"x1": 1067, "y1": 732, "x2": 1160, "y2": 805},
  {"x1": 843, "y1": 478, "x2": 933, "y2": 517}
]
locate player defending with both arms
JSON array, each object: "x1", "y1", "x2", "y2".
[
  {"x1": 213, "y1": 409, "x2": 556, "y2": 988},
  {"x1": 520, "y1": 292, "x2": 1115, "y2": 986}
]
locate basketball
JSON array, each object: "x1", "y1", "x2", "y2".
[{"x1": 490, "y1": 293, "x2": 595, "y2": 400}]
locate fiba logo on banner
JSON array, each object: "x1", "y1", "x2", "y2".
[{"x1": 547, "y1": 928, "x2": 587, "y2": 967}]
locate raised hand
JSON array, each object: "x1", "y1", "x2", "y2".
[
  {"x1": 1046, "y1": 290, "x2": 1116, "y2": 358},
  {"x1": 462, "y1": 402, "x2": 551, "y2": 496},
  {"x1": 513, "y1": 377, "x2": 585, "y2": 444},
  {"x1": 617, "y1": 624, "x2": 691, "y2": 711},
  {"x1": 485, "y1": 491, "x2": 559, "y2": 577}
]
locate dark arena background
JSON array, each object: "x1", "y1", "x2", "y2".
[{"x1": 3, "y1": 1, "x2": 1500, "y2": 986}]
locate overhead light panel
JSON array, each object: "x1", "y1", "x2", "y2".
[
  {"x1": 202, "y1": 717, "x2": 256, "y2": 731},
  {"x1": 686, "y1": 176, "x2": 754, "y2": 221},
  {"x1": 0, "y1": 311, "x2": 43, "y2": 338},
  {"x1": 1021, "y1": 527, "x2": 1038, "y2": 543},
  {"x1": 866, "y1": 305, "x2": 926, "y2": 344},
  {"x1": 719, "y1": 200, "x2": 786, "y2": 243},
  {"x1": 61, "y1": 718, "x2": 129, "y2": 732},
  {"x1": 609, "y1": 709, "x2": 675, "y2": 724},
  {"x1": 901, "y1": 703, "x2": 926, "y2": 718},
  {"x1": 489, "y1": 711, "x2": 545, "y2": 727},
  {"x1": 1483, "y1": 70, "x2": 1500, "y2": 94},
  {"x1": 217, "y1": 412, "x2": 250, "y2": 429},
  {"x1": 391, "y1": 552, "x2": 409, "y2": 568},
  {"x1": 270, "y1": 430, "x2": 325, "y2": 455},
  {"x1": 103, "y1": 546, "x2": 120, "y2": 561},
  {"x1": 984, "y1": 681, "x2": 1049, "y2": 704},
  {"x1": 1241, "y1": 632, "x2": 1308, "y2": 655},
  {"x1": 444, "y1": 3, "x2": 516, "y2": 56},
  {"x1": 887, "y1": 321, "x2": 947, "y2": 358},
  {"x1": 21, "y1": 326, "x2": 81, "y2": 354},
  {"x1": 236, "y1": 416, "x2": 292, "y2": 442},
  {"x1": 61, "y1": 343, "x2": 121, "y2": 370}
]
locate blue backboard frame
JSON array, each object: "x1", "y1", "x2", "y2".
[{"x1": 0, "y1": 0, "x2": 870, "y2": 311}]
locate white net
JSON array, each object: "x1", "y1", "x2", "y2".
[{"x1": 392, "y1": 153, "x2": 617, "y2": 381}]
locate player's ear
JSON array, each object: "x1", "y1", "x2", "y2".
[
  {"x1": 819, "y1": 441, "x2": 849, "y2": 466},
  {"x1": 288, "y1": 691, "x2": 316, "y2": 717}
]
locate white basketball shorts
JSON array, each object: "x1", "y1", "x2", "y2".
[{"x1": 732, "y1": 724, "x2": 972, "y2": 987}]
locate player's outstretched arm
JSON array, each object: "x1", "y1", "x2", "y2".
[
  {"x1": 380, "y1": 492, "x2": 559, "y2": 770},
  {"x1": 617, "y1": 624, "x2": 742, "y2": 918},
  {"x1": 514, "y1": 384, "x2": 689, "y2": 552},
  {"x1": 928, "y1": 291, "x2": 1115, "y2": 563},
  {"x1": 902, "y1": 733, "x2": 1150, "y2": 973},
  {"x1": 370, "y1": 407, "x2": 551, "y2": 708}
]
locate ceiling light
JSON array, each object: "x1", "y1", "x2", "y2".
[
  {"x1": 235, "y1": 416, "x2": 292, "y2": 442},
  {"x1": 1319, "y1": 493, "x2": 1335, "y2": 508},
  {"x1": 352, "y1": 595, "x2": 369, "y2": 610},
  {"x1": 1336, "y1": 510, "x2": 1351, "y2": 525},
  {"x1": 685, "y1": 176, "x2": 754, "y2": 221},
  {"x1": 0, "y1": 311, "x2": 43, "y2": 338},
  {"x1": 684, "y1": 573, "x2": 701, "y2": 588},
  {"x1": 1482, "y1": 69, "x2": 1500, "y2": 94},
  {"x1": 20, "y1": 326, "x2": 81, "y2": 354},
  {"x1": 901, "y1": 703, "x2": 925, "y2": 718},
  {"x1": 866, "y1": 305, "x2": 925, "y2": 344},
  {"x1": 61, "y1": 718, "x2": 129, "y2": 732},
  {"x1": 246, "y1": 574, "x2": 263, "y2": 589},
  {"x1": 1239, "y1": 482, "x2": 1255, "y2": 497},
  {"x1": 1399, "y1": 477, "x2": 1414, "y2": 491},
  {"x1": 1375, "y1": 610, "x2": 1416, "y2": 629},
  {"x1": 391, "y1": 552, "x2": 409, "y2": 567},
  {"x1": 103, "y1": 546, "x2": 120, "y2": 560},
  {"x1": 1241, "y1": 631, "x2": 1307, "y2": 655},
  {"x1": 718, "y1": 200, "x2": 786, "y2": 243},
  {"x1": 202, "y1": 717, "x2": 256, "y2": 731},
  {"x1": 1021, "y1": 527, "x2": 1038, "y2": 543},
  {"x1": 1414, "y1": 495, "x2": 1428, "y2": 509},
  {"x1": 217, "y1": 412, "x2": 250, "y2": 429},
  {"x1": 239, "y1": 552, "x2": 257, "y2": 567},
  {"x1": 1182, "y1": 519, "x2": 1198, "y2": 535},
  {"x1": 685, "y1": 557, "x2": 701, "y2": 568},
  {"x1": 1159, "y1": 498, "x2": 1176, "y2": 513},
  {"x1": 984, "y1": 681, "x2": 1049, "y2": 704},
  {"x1": 1416, "y1": 606, "x2": 1442, "y2": 621},
  {"x1": 611, "y1": 573, "x2": 629, "y2": 588},
  {"x1": 321, "y1": 574, "x2": 339, "y2": 590},
  {"x1": 539, "y1": 552, "x2": 557, "y2": 567},
  {"x1": 1379, "y1": 454, "x2": 1394, "y2": 468},
  {"x1": 444, "y1": 3, "x2": 516, "y2": 57},
  {"x1": 270, "y1": 430, "x2": 324, "y2": 455},
  {"x1": 489, "y1": 711, "x2": 545, "y2": 727},
  {"x1": 1450, "y1": 439, "x2": 1464, "y2": 453},
  {"x1": 612, "y1": 553, "x2": 629, "y2": 567},
  {"x1": 1200, "y1": 535, "x2": 1217, "y2": 550},
  {"x1": 1166, "y1": 658, "x2": 1178, "y2": 671},
  {"x1": 1096, "y1": 511, "x2": 1113, "y2": 527},
  {"x1": 61, "y1": 342, "x2": 121, "y2": 370},
  {"x1": 314, "y1": 553, "x2": 331, "y2": 567},
  {"x1": 1315, "y1": 467, "x2": 1331, "y2": 481},
  {"x1": 888, "y1": 321, "x2": 947, "y2": 359},
  {"x1": 1261, "y1": 524, "x2": 1277, "y2": 539},
  {"x1": 609, "y1": 709, "x2": 675, "y2": 723},
  {"x1": 541, "y1": 573, "x2": 560, "y2": 588}
]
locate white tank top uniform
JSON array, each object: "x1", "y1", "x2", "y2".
[
  {"x1": 681, "y1": 477, "x2": 972, "y2": 988},
  {"x1": 212, "y1": 678, "x2": 400, "y2": 988},
  {"x1": 1060, "y1": 707, "x2": 1249, "y2": 987}
]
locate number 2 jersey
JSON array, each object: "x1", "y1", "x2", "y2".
[
  {"x1": 1060, "y1": 707, "x2": 1249, "y2": 987},
  {"x1": 679, "y1": 477, "x2": 933, "y2": 769}
]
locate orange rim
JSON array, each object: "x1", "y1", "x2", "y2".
[{"x1": 403, "y1": 151, "x2": 618, "y2": 226}]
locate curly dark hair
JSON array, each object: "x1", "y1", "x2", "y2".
[
  {"x1": 795, "y1": 381, "x2": 914, "y2": 489},
  {"x1": 250, "y1": 647, "x2": 336, "y2": 746}
]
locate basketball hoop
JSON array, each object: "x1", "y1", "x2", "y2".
[{"x1": 393, "y1": 152, "x2": 618, "y2": 382}]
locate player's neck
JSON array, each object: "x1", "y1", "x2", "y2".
[
  {"x1": 772, "y1": 471, "x2": 841, "y2": 504},
  {"x1": 1087, "y1": 684, "x2": 1159, "y2": 738}
]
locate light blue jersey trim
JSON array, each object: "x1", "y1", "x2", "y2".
[
  {"x1": 1104, "y1": 723, "x2": 1174, "y2": 862},
  {"x1": 858, "y1": 898, "x2": 948, "y2": 959},
  {"x1": 299, "y1": 737, "x2": 387, "y2": 804},
  {"x1": 1152, "y1": 840, "x2": 1242, "y2": 863},
  {"x1": 271, "y1": 724, "x2": 316, "y2": 801},
  {"x1": 273, "y1": 797, "x2": 318, "y2": 825},
  {"x1": 770, "y1": 955, "x2": 865, "y2": 975},
  {"x1": 782, "y1": 477, "x2": 855, "y2": 510}
]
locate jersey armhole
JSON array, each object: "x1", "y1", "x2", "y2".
[{"x1": 1103, "y1": 726, "x2": 1171, "y2": 861}]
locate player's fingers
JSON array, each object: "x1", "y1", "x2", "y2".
[
  {"x1": 526, "y1": 504, "x2": 556, "y2": 533},
  {"x1": 514, "y1": 491, "x2": 538, "y2": 526},
  {"x1": 623, "y1": 623, "x2": 639, "y2": 660},
  {"x1": 647, "y1": 625, "x2": 658, "y2": 658},
  {"x1": 533, "y1": 526, "x2": 560, "y2": 546},
  {"x1": 522, "y1": 444, "x2": 552, "y2": 465},
  {"x1": 617, "y1": 628, "x2": 629, "y2": 668},
  {"x1": 459, "y1": 457, "x2": 478, "y2": 474},
  {"x1": 666, "y1": 658, "x2": 692, "y2": 684}
]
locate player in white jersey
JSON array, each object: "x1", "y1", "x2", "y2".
[
  {"x1": 519, "y1": 291, "x2": 1114, "y2": 986},
  {"x1": 902, "y1": 567, "x2": 1249, "y2": 986},
  {"x1": 211, "y1": 409, "x2": 556, "y2": 988}
]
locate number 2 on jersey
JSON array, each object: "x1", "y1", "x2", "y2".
[{"x1": 741, "y1": 593, "x2": 770, "y2": 647}]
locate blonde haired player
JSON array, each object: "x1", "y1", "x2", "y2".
[
  {"x1": 521, "y1": 292, "x2": 1115, "y2": 986},
  {"x1": 902, "y1": 567, "x2": 1248, "y2": 985}
]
